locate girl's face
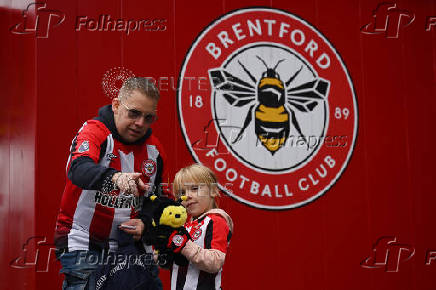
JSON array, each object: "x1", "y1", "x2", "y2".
[{"x1": 180, "y1": 182, "x2": 216, "y2": 219}]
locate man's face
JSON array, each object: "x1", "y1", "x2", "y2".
[{"x1": 112, "y1": 89, "x2": 158, "y2": 143}]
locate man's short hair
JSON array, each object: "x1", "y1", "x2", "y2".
[{"x1": 118, "y1": 77, "x2": 160, "y2": 101}]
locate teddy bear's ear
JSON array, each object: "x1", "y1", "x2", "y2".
[{"x1": 150, "y1": 195, "x2": 158, "y2": 202}]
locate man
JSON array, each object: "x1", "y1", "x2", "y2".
[{"x1": 54, "y1": 77, "x2": 167, "y2": 289}]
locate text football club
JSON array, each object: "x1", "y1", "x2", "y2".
[{"x1": 178, "y1": 8, "x2": 358, "y2": 210}]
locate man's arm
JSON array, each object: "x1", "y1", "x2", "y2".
[
  {"x1": 68, "y1": 156, "x2": 118, "y2": 191},
  {"x1": 66, "y1": 120, "x2": 118, "y2": 191}
]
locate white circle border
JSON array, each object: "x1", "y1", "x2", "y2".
[{"x1": 176, "y1": 7, "x2": 359, "y2": 210}]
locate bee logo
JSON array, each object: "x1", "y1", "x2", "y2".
[{"x1": 209, "y1": 55, "x2": 330, "y2": 154}]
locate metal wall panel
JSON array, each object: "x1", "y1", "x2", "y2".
[{"x1": 1, "y1": 0, "x2": 435, "y2": 289}]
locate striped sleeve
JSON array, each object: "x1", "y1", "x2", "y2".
[
  {"x1": 70, "y1": 120, "x2": 110, "y2": 162},
  {"x1": 181, "y1": 215, "x2": 230, "y2": 273},
  {"x1": 206, "y1": 214, "x2": 230, "y2": 253},
  {"x1": 67, "y1": 120, "x2": 118, "y2": 190}
]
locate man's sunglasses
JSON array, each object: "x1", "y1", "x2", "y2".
[{"x1": 119, "y1": 101, "x2": 158, "y2": 124}]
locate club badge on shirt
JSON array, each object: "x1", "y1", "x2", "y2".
[
  {"x1": 191, "y1": 228, "x2": 202, "y2": 241},
  {"x1": 78, "y1": 140, "x2": 89, "y2": 153},
  {"x1": 142, "y1": 159, "x2": 157, "y2": 177}
]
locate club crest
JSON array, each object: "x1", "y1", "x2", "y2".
[
  {"x1": 142, "y1": 159, "x2": 157, "y2": 177},
  {"x1": 177, "y1": 8, "x2": 358, "y2": 210},
  {"x1": 78, "y1": 140, "x2": 89, "y2": 153}
]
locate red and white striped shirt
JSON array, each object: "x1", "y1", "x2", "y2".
[
  {"x1": 171, "y1": 209, "x2": 233, "y2": 290},
  {"x1": 55, "y1": 105, "x2": 168, "y2": 252}
]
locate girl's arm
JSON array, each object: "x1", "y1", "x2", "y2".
[
  {"x1": 181, "y1": 214, "x2": 231, "y2": 273},
  {"x1": 181, "y1": 240, "x2": 226, "y2": 273}
]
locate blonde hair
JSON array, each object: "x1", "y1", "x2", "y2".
[
  {"x1": 173, "y1": 164, "x2": 220, "y2": 208},
  {"x1": 118, "y1": 77, "x2": 160, "y2": 101}
]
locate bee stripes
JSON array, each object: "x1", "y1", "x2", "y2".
[{"x1": 209, "y1": 55, "x2": 329, "y2": 154}]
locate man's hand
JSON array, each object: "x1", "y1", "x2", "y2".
[
  {"x1": 119, "y1": 219, "x2": 145, "y2": 241},
  {"x1": 112, "y1": 172, "x2": 148, "y2": 196}
]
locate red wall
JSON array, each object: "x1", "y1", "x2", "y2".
[
  {"x1": 1, "y1": 4, "x2": 37, "y2": 289},
  {"x1": 1, "y1": 0, "x2": 435, "y2": 289}
]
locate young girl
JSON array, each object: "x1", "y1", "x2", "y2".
[{"x1": 169, "y1": 163, "x2": 233, "y2": 290}]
